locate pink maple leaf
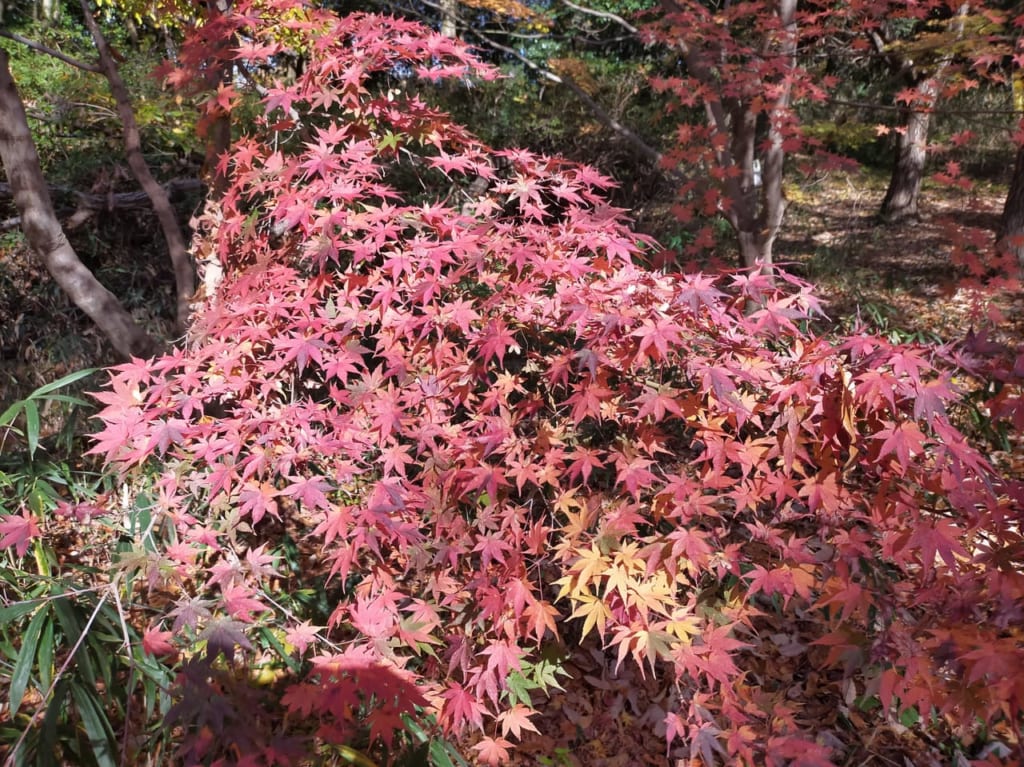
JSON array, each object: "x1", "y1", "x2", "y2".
[
  {"x1": 0, "y1": 510, "x2": 41, "y2": 556},
  {"x1": 472, "y1": 736, "x2": 513, "y2": 766}
]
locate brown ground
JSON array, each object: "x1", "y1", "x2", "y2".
[{"x1": 778, "y1": 171, "x2": 1024, "y2": 345}]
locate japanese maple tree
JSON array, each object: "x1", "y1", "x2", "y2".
[
  {"x1": 642, "y1": 0, "x2": 1009, "y2": 270},
  {"x1": 81, "y1": 2, "x2": 1024, "y2": 765}
]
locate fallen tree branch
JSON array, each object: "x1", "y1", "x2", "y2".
[
  {"x1": 382, "y1": 0, "x2": 678, "y2": 180},
  {"x1": 468, "y1": 30, "x2": 672, "y2": 172}
]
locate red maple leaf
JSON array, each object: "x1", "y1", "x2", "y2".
[{"x1": 141, "y1": 626, "x2": 177, "y2": 658}]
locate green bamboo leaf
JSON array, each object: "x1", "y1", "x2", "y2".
[
  {"x1": 51, "y1": 596, "x2": 97, "y2": 687},
  {"x1": 23, "y1": 400, "x2": 39, "y2": 457},
  {"x1": 85, "y1": 632, "x2": 114, "y2": 688},
  {"x1": 39, "y1": 678, "x2": 69, "y2": 767},
  {"x1": 336, "y1": 745, "x2": 379, "y2": 767},
  {"x1": 258, "y1": 626, "x2": 302, "y2": 672},
  {"x1": 0, "y1": 599, "x2": 43, "y2": 623},
  {"x1": 0, "y1": 400, "x2": 22, "y2": 426},
  {"x1": 430, "y1": 739, "x2": 470, "y2": 767},
  {"x1": 35, "y1": 393, "x2": 90, "y2": 407},
  {"x1": 29, "y1": 368, "x2": 97, "y2": 398},
  {"x1": 50, "y1": 595, "x2": 81, "y2": 642},
  {"x1": 9, "y1": 606, "x2": 49, "y2": 717},
  {"x1": 403, "y1": 741, "x2": 430, "y2": 767},
  {"x1": 401, "y1": 714, "x2": 429, "y2": 744},
  {"x1": 71, "y1": 684, "x2": 116, "y2": 767},
  {"x1": 428, "y1": 740, "x2": 457, "y2": 767},
  {"x1": 37, "y1": 616, "x2": 54, "y2": 692}
]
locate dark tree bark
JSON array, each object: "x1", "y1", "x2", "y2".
[
  {"x1": 80, "y1": 0, "x2": 195, "y2": 332},
  {"x1": 998, "y1": 143, "x2": 1024, "y2": 271},
  {"x1": 879, "y1": 77, "x2": 937, "y2": 224},
  {"x1": 0, "y1": 48, "x2": 158, "y2": 358}
]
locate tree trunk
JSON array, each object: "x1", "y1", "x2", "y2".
[
  {"x1": 0, "y1": 48, "x2": 158, "y2": 359},
  {"x1": 998, "y1": 143, "x2": 1024, "y2": 271},
  {"x1": 35, "y1": 0, "x2": 59, "y2": 22},
  {"x1": 879, "y1": 78, "x2": 937, "y2": 224},
  {"x1": 80, "y1": 0, "x2": 195, "y2": 333},
  {"x1": 440, "y1": 0, "x2": 458, "y2": 38},
  {"x1": 201, "y1": 0, "x2": 233, "y2": 201},
  {"x1": 661, "y1": 0, "x2": 796, "y2": 275},
  {"x1": 755, "y1": 0, "x2": 797, "y2": 275},
  {"x1": 878, "y1": 4, "x2": 967, "y2": 225},
  {"x1": 724, "y1": 105, "x2": 762, "y2": 269}
]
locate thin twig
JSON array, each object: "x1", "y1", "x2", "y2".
[{"x1": 0, "y1": 30, "x2": 101, "y2": 73}]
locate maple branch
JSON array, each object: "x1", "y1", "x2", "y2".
[
  {"x1": 560, "y1": 0, "x2": 639, "y2": 36},
  {"x1": 0, "y1": 30, "x2": 101, "y2": 73}
]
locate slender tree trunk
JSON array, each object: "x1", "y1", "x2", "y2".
[
  {"x1": 755, "y1": 0, "x2": 797, "y2": 274},
  {"x1": 80, "y1": 0, "x2": 195, "y2": 333},
  {"x1": 879, "y1": 78, "x2": 937, "y2": 224},
  {"x1": 0, "y1": 49, "x2": 158, "y2": 359},
  {"x1": 440, "y1": 0, "x2": 458, "y2": 38},
  {"x1": 998, "y1": 143, "x2": 1024, "y2": 271},
  {"x1": 202, "y1": 0, "x2": 233, "y2": 200},
  {"x1": 724, "y1": 105, "x2": 762, "y2": 269},
  {"x1": 661, "y1": 0, "x2": 795, "y2": 275},
  {"x1": 35, "y1": 0, "x2": 59, "y2": 22}
]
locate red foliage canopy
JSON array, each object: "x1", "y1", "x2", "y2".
[{"x1": 87, "y1": 3, "x2": 1024, "y2": 764}]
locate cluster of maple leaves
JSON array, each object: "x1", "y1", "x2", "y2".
[{"x1": 67, "y1": 2, "x2": 1024, "y2": 765}]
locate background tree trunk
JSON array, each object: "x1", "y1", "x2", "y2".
[
  {"x1": 660, "y1": 0, "x2": 796, "y2": 275},
  {"x1": 998, "y1": 143, "x2": 1024, "y2": 271},
  {"x1": 201, "y1": 0, "x2": 233, "y2": 201},
  {"x1": 0, "y1": 48, "x2": 158, "y2": 359},
  {"x1": 755, "y1": 0, "x2": 797, "y2": 274},
  {"x1": 879, "y1": 78, "x2": 937, "y2": 224},
  {"x1": 877, "y1": 3, "x2": 967, "y2": 224}
]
